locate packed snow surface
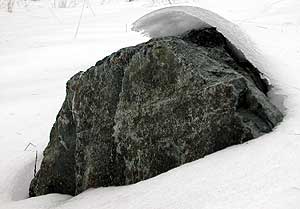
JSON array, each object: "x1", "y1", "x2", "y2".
[{"x1": 1, "y1": 0, "x2": 300, "y2": 209}]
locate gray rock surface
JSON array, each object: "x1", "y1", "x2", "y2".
[{"x1": 29, "y1": 28, "x2": 283, "y2": 197}]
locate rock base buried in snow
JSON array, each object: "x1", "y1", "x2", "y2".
[{"x1": 29, "y1": 28, "x2": 283, "y2": 197}]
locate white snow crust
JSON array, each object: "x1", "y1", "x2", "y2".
[{"x1": 133, "y1": 6, "x2": 269, "y2": 77}]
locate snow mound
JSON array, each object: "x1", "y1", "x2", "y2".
[{"x1": 132, "y1": 6, "x2": 266, "y2": 75}]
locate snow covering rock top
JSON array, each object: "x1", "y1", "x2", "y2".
[{"x1": 132, "y1": 6, "x2": 265, "y2": 74}]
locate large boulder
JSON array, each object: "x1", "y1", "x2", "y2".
[{"x1": 29, "y1": 28, "x2": 283, "y2": 197}]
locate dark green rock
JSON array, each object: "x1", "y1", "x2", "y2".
[
  {"x1": 29, "y1": 72, "x2": 80, "y2": 196},
  {"x1": 29, "y1": 28, "x2": 283, "y2": 197}
]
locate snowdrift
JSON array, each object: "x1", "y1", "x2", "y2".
[
  {"x1": 2, "y1": 2, "x2": 300, "y2": 209},
  {"x1": 132, "y1": 6, "x2": 267, "y2": 77}
]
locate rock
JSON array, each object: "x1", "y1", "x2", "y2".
[{"x1": 29, "y1": 28, "x2": 283, "y2": 197}]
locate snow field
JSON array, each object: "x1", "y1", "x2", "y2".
[{"x1": 0, "y1": 0, "x2": 300, "y2": 208}]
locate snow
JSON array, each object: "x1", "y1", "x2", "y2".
[
  {"x1": 132, "y1": 6, "x2": 265, "y2": 77},
  {"x1": 3, "y1": 194, "x2": 70, "y2": 209},
  {"x1": 0, "y1": 0, "x2": 300, "y2": 209}
]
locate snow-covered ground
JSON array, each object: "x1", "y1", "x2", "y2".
[{"x1": 0, "y1": 0, "x2": 300, "y2": 208}]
